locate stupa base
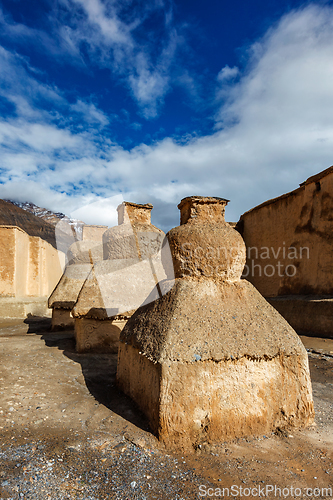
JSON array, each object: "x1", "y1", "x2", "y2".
[
  {"x1": 117, "y1": 278, "x2": 314, "y2": 450},
  {"x1": 75, "y1": 317, "x2": 127, "y2": 353},
  {"x1": 51, "y1": 308, "x2": 74, "y2": 331},
  {"x1": 117, "y1": 343, "x2": 314, "y2": 450}
]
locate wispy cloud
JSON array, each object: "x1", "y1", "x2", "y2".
[
  {"x1": 0, "y1": 0, "x2": 201, "y2": 118},
  {"x1": 70, "y1": 100, "x2": 110, "y2": 127},
  {"x1": 217, "y1": 65, "x2": 239, "y2": 82},
  {"x1": 65, "y1": 0, "x2": 185, "y2": 117},
  {"x1": 0, "y1": 6, "x2": 82, "y2": 63}
]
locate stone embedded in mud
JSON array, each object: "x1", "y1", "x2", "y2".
[
  {"x1": 72, "y1": 202, "x2": 169, "y2": 353},
  {"x1": 116, "y1": 196, "x2": 314, "y2": 450}
]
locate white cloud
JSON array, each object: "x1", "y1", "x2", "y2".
[
  {"x1": 216, "y1": 5, "x2": 333, "y2": 130},
  {"x1": 1, "y1": 5, "x2": 333, "y2": 231},
  {"x1": 71, "y1": 0, "x2": 132, "y2": 46},
  {"x1": 53, "y1": 0, "x2": 183, "y2": 116},
  {"x1": 0, "y1": 122, "x2": 81, "y2": 153},
  {"x1": 128, "y1": 66, "x2": 169, "y2": 118},
  {"x1": 0, "y1": 47, "x2": 68, "y2": 130},
  {"x1": 70, "y1": 193, "x2": 124, "y2": 225},
  {"x1": 71, "y1": 100, "x2": 109, "y2": 127},
  {"x1": 217, "y1": 65, "x2": 239, "y2": 82}
]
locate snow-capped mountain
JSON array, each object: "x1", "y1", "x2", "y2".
[{"x1": 5, "y1": 200, "x2": 85, "y2": 240}]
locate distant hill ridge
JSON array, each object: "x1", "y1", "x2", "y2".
[
  {"x1": 0, "y1": 199, "x2": 59, "y2": 248},
  {"x1": 0, "y1": 199, "x2": 84, "y2": 250},
  {"x1": 4, "y1": 200, "x2": 84, "y2": 241},
  {"x1": 6, "y1": 200, "x2": 68, "y2": 226}
]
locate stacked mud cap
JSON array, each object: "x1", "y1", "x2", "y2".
[{"x1": 117, "y1": 196, "x2": 314, "y2": 450}]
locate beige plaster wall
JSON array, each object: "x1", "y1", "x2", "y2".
[
  {"x1": 238, "y1": 167, "x2": 333, "y2": 297},
  {"x1": 41, "y1": 238, "x2": 65, "y2": 296},
  {"x1": 27, "y1": 235, "x2": 41, "y2": 297},
  {"x1": 0, "y1": 226, "x2": 17, "y2": 296},
  {"x1": 267, "y1": 296, "x2": 333, "y2": 338},
  {"x1": 0, "y1": 225, "x2": 65, "y2": 299}
]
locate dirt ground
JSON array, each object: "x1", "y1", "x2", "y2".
[{"x1": 0, "y1": 317, "x2": 332, "y2": 500}]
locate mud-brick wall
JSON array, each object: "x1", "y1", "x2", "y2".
[
  {"x1": 0, "y1": 226, "x2": 17, "y2": 296},
  {"x1": 237, "y1": 167, "x2": 333, "y2": 297},
  {"x1": 0, "y1": 225, "x2": 65, "y2": 298}
]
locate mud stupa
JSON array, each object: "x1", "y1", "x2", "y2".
[
  {"x1": 117, "y1": 196, "x2": 314, "y2": 450},
  {"x1": 72, "y1": 202, "x2": 169, "y2": 353},
  {"x1": 48, "y1": 240, "x2": 103, "y2": 330}
]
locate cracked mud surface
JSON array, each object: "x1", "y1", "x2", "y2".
[{"x1": 0, "y1": 318, "x2": 332, "y2": 499}]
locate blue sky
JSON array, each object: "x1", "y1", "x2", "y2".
[{"x1": 0, "y1": 0, "x2": 333, "y2": 230}]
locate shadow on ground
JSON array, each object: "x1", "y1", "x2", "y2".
[
  {"x1": 22, "y1": 316, "x2": 151, "y2": 434},
  {"x1": 24, "y1": 314, "x2": 52, "y2": 333}
]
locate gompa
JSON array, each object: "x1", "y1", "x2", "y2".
[{"x1": 116, "y1": 196, "x2": 314, "y2": 450}]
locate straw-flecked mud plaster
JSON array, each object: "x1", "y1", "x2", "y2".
[{"x1": 117, "y1": 196, "x2": 314, "y2": 450}]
